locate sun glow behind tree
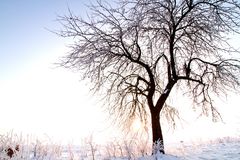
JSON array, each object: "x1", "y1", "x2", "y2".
[{"x1": 57, "y1": 0, "x2": 240, "y2": 154}]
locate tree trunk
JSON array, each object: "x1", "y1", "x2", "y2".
[
  {"x1": 151, "y1": 111, "x2": 165, "y2": 154},
  {"x1": 149, "y1": 81, "x2": 175, "y2": 154}
]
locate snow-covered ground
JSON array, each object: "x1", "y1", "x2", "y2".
[
  {"x1": 0, "y1": 133, "x2": 239, "y2": 160},
  {"x1": 178, "y1": 141, "x2": 240, "y2": 160},
  {"x1": 59, "y1": 140, "x2": 240, "y2": 160},
  {"x1": 105, "y1": 141, "x2": 240, "y2": 160}
]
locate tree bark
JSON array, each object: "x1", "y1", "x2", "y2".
[
  {"x1": 151, "y1": 110, "x2": 165, "y2": 154},
  {"x1": 150, "y1": 81, "x2": 175, "y2": 154}
]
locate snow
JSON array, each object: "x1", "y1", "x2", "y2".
[
  {"x1": 112, "y1": 141, "x2": 240, "y2": 160},
  {"x1": 138, "y1": 152, "x2": 179, "y2": 160},
  {"x1": 0, "y1": 134, "x2": 239, "y2": 160},
  {"x1": 181, "y1": 141, "x2": 240, "y2": 160},
  {"x1": 163, "y1": 89, "x2": 169, "y2": 94}
]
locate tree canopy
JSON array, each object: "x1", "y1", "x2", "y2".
[{"x1": 58, "y1": 0, "x2": 240, "y2": 154}]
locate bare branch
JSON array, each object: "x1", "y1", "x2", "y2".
[{"x1": 57, "y1": 0, "x2": 240, "y2": 153}]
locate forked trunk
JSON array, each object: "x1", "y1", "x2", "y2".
[
  {"x1": 150, "y1": 81, "x2": 175, "y2": 154},
  {"x1": 151, "y1": 111, "x2": 165, "y2": 154}
]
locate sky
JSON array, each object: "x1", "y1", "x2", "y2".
[
  {"x1": 0, "y1": 0, "x2": 112, "y2": 144},
  {"x1": 0, "y1": 0, "x2": 240, "y2": 145}
]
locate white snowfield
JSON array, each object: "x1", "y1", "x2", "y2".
[
  {"x1": 111, "y1": 142, "x2": 240, "y2": 160},
  {"x1": 60, "y1": 141, "x2": 240, "y2": 160},
  {"x1": 181, "y1": 142, "x2": 240, "y2": 160},
  {"x1": 0, "y1": 136, "x2": 239, "y2": 160}
]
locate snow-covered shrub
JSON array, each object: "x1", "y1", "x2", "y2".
[{"x1": 0, "y1": 132, "x2": 62, "y2": 160}]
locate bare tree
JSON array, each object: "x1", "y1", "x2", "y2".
[{"x1": 57, "y1": 0, "x2": 240, "y2": 154}]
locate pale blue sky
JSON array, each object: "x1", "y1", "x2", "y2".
[
  {"x1": 0, "y1": 0, "x2": 87, "y2": 80},
  {"x1": 0, "y1": 0, "x2": 113, "y2": 144}
]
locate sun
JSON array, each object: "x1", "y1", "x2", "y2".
[{"x1": 132, "y1": 119, "x2": 144, "y2": 132}]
